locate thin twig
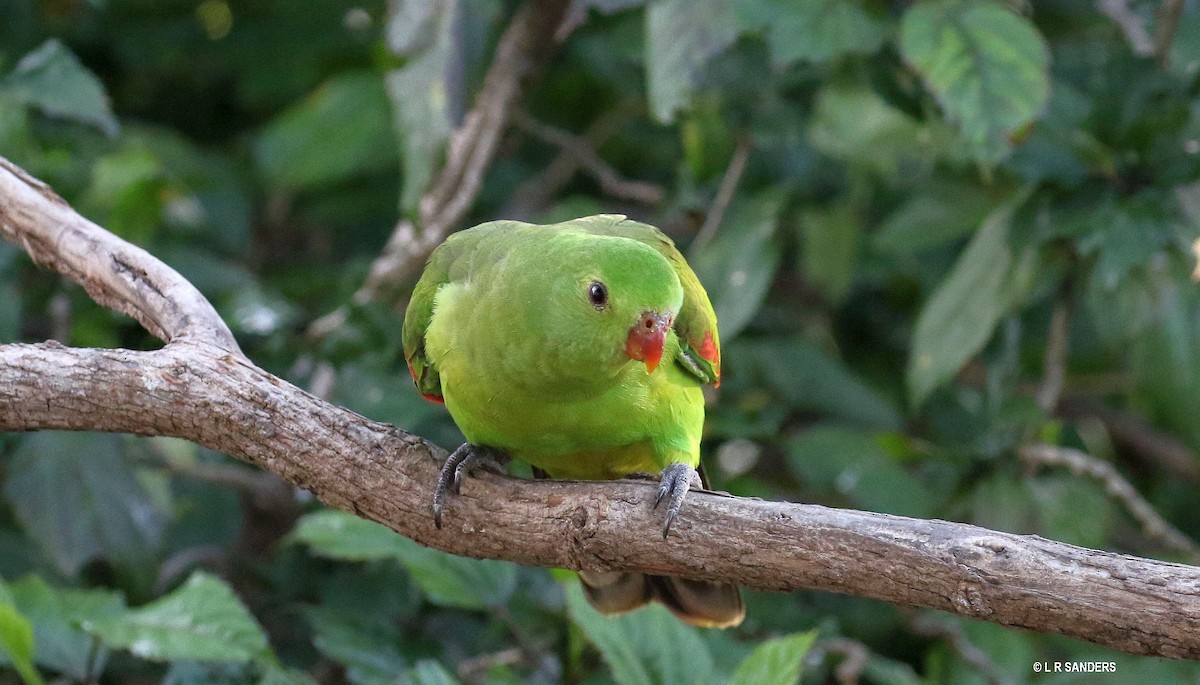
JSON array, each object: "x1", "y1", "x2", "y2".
[
  {"x1": 1058, "y1": 399, "x2": 1200, "y2": 482},
  {"x1": 309, "y1": 361, "x2": 337, "y2": 401},
  {"x1": 911, "y1": 615, "x2": 1014, "y2": 685},
  {"x1": 48, "y1": 291, "x2": 71, "y2": 343},
  {"x1": 1098, "y1": 0, "x2": 1155, "y2": 56},
  {"x1": 370, "y1": 0, "x2": 565, "y2": 298},
  {"x1": 1020, "y1": 443, "x2": 1200, "y2": 563},
  {"x1": 514, "y1": 112, "x2": 664, "y2": 205},
  {"x1": 457, "y1": 647, "x2": 524, "y2": 682},
  {"x1": 1036, "y1": 300, "x2": 1070, "y2": 413},
  {"x1": 504, "y1": 107, "x2": 636, "y2": 218},
  {"x1": 308, "y1": 0, "x2": 568, "y2": 339},
  {"x1": 812, "y1": 638, "x2": 870, "y2": 685},
  {"x1": 688, "y1": 136, "x2": 752, "y2": 258},
  {"x1": 1154, "y1": 0, "x2": 1185, "y2": 66}
]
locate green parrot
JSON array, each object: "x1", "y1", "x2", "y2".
[{"x1": 402, "y1": 214, "x2": 744, "y2": 628}]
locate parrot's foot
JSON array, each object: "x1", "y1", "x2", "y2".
[
  {"x1": 432, "y1": 443, "x2": 508, "y2": 528},
  {"x1": 654, "y1": 463, "x2": 703, "y2": 538}
]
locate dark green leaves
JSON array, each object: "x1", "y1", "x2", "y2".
[
  {"x1": 690, "y1": 193, "x2": 784, "y2": 339},
  {"x1": 901, "y1": 2, "x2": 1050, "y2": 161},
  {"x1": 6, "y1": 577, "x2": 121, "y2": 681},
  {"x1": 254, "y1": 71, "x2": 397, "y2": 190},
  {"x1": 907, "y1": 191, "x2": 1033, "y2": 407},
  {"x1": 1, "y1": 39, "x2": 118, "y2": 136},
  {"x1": 4, "y1": 433, "x2": 168, "y2": 578},
  {"x1": 290, "y1": 510, "x2": 517, "y2": 610},
  {"x1": 385, "y1": 1, "x2": 459, "y2": 213},
  {"x1": 646, "y1": 0, "x2": 738, "y2": 123},
  {"x1": 565, "y1": 583, "x2": 714, "y2": 685},
  {"x1": 80, "y1": 572, "x2": 269, "y2": 663},
  {"x1": 729, "y1": 631, "x2": 816, "y2": 685},
  {"x1": 0, "y1": 579, "x2": 42, "y2": 685},
  {"x1": 735, "y1": 0, "x2": 884, "y2": 66}
]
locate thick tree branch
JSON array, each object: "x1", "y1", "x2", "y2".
[
  {"x1": 0, "y1": 158, "x2": 238, "y2": 351},
  {"x1": 3, "y1": 157, "x2": 1200, "y2": 659}
]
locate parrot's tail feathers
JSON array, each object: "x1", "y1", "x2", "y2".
[
  {"x1": 578, "y1": 572, "x2": 745, "y2": 628},
  {"x1": 579, "y1": 570, "x2": 652, "y2": 614},
  {"x1": 648, "y1": 575, "x2": 745, "y2": 628}
]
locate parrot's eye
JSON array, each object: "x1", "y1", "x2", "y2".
[{"x1": 588, "y1": 281, "x2": 608, "y2": 308}]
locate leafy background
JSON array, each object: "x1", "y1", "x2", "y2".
[{"x1": 2, "y1": 0, "x2": 1200, "y2": 682}]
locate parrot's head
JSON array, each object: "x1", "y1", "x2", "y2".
[{"x1": 529, "y1": 234, "x2": 683, "y2": 380}]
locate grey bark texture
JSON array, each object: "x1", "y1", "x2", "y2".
[{"x1": 1, "y1": 156, "x2": 1199, "y2": 659}]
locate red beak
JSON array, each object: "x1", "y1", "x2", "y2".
[{"x1": 626, "y1": 310, "x2": 672, "y2": 373}]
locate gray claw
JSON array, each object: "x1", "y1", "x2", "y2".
[
  {"x1": 653, "y1": 463, "x2": 702, "y2": 538},
  {"x1": 432, "y1": 444, "x2": 507, "y2": 528}
]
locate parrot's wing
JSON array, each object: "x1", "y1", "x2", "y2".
[
  {"x1": 569, "y1": 214, "x2": 721, "y2": 386},
  {"x1": 402, "y1": 220, "x2": 525, "y2": 403}
]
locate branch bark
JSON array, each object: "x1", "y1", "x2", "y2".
[{"x1": 3, "y1": 157, "x2": 1200, "y2": 660}]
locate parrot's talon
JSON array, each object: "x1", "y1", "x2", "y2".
[
  {"x1": 654, "y1": 463, "x2": 702, "y2": 537},
  {"x1": 432, "y1": 443, "x2": 508, "y2": 528}
]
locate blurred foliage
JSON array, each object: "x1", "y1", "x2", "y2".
[{"x1": 2, "y1": 0, "x2": 1200, "y2": 682}]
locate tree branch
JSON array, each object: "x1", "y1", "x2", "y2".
[
  {"x1": 688, "y1": 135, "x2": 752, "y2": 258},
  {"x1": 1098, "y1": 0, "x2": 1155, "y2": 57},
  {"x1": 3, "y1": 157, "x2": 1200, "y2": 660},
  {"x1": 1154, "y1": 0, "x2": 1185, "y2": 66},
  {"x1": 1020, "y1": 443, "x2": 1200, "y2": 563},
  {"x1": 0, "y1": 158, "x2": 238, "y2": 352},
  {"x1": 307, "y1": 0, "x2": 568, "y2": 340},
  {"x1": 358, "y1": 0, "x2": 568, "y2": 303},
  {"x1": 514, "y1": 113, "x2": 665, "y2": 206}
]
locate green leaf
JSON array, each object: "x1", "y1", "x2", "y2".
[
  {"x1": 288, "y1": 509, "x2": 411, "y2": 561},
  {"x1": 291, "y1": 510, "x2": 516, "y2": 610},
  {"x1": 1029, "y1": 475, "x2": 1115, "y2": 549},
  {"x1": 260, "y1": 667, "x2": 320, "y2": 685},
  {"x1": 81, "y1": 571, "x2": 269, "y2": 663},
  {"x1": 304, "y1": 608, "x2": 407, "y2": 685},
  {"x1": 970, "y1": 474, "x2": 1036, "y2": 534},
  {"x1": 254, "y1": 70, "x2": 397, "y2": 190},
  {"x1": 565, "y1": 582, "x2": 713, "y2": 685},
  {"x1": 872, "y1": 183, "x2": 993, "y2": 256},
  {"x1": 729, "y1": 631, "x2": 816, "y2": 685},
  {"x1": 690, "y1": 193, "x2": 784, "y2": 339},
  {"x1": 736, "y1": 0, "x2": 884, "y2": 66},
  {"x1": 798, "y1": 205, "x2": 861, "y2": 304},
  {"x1": 0, "y1": 579, "x2": 43, "y2": 685},
  {"x1": 809, "y1": 83, "x2": 927, "y2": 176},
  {"x1": 788, "y1": 426, "x2": 931, "y2": 517},
  {"x1": 646, "y1": 0, "x2": 737, "y2": 123},
  {"x1": 1, "y1": 39, "x2": 117, "y2": 136},
  {"x1": 900, "y1": 2, "x2": 1050, "y2": 161},
  {"x1": 401, "y1": 660, "x2": 461, "y2": 685},
  {"x1": 907, "y1": 191, "x2": 1029, "y2": 407},
  {"x1": 736, "y1": 338, "x2": 902, "y2": 430},
  {"x1": 4, "y1": 432, "x2": 168, "y2": 577},
  {"x1": 385, "y1": 1, "x2": 458, "y2": 213},
  {"x1": 8, "y1": 577, "x2": 122, "y2": 681}
]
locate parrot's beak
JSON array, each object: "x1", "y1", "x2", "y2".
[{"x1": 626, "y1": 310, "x2": 673, "y2": 373}]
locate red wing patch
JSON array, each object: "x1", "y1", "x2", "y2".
[
  {"x1": 406, "y1": 358, "x2": 444, "y2": 404},
  {"x1": 696, "y1": 330, "x2": 721, "y2": 386}
]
